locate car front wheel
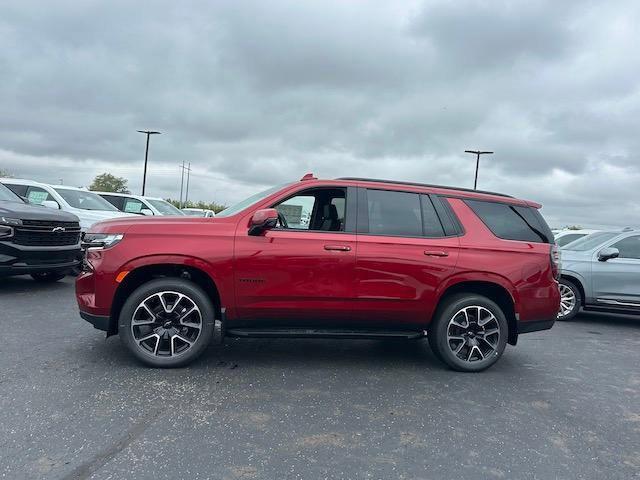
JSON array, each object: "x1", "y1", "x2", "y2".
[
  {"x1": 429, "y1": 294, "x2": 508, "y2": 372},
  {"x1": 557, "y1": 278, "x2": 581, "y2": 321},
  {"x1": 119, "y1": 278, "x2": 215, "y2": 367}
]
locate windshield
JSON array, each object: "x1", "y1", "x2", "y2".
[
  {"x1": 216, "y1": 183, "x2": 289, "y2": 217},
  {"x1": 54, "y1": 188, "x2": 119, "y2": 211},
  {"x1": 562, "y1": 231, "x2": 620, "y2": 251},
  {"x1": 0, "y1": 183, "x2": 23, "y2": 203},
  {"x1": 147, "y1": 199, "x2": 184, "y2": 215}
]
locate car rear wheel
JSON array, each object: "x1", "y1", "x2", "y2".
[
  {"x1": 429, "y1": 294, "x2": 508, "y2": 372},
  {"x1": 30, "y1": 271, "x2": 67, "y2": 283},
  {"x1": 557, "y1": 278, "x2": 581, "y2": 321},
  {"x1": 119, "y1": 278, "x2": 215, "y2": 368}
]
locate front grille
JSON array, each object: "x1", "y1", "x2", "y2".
[
  {"x1": 21, "y1": 220, "x2": 80, "y2": 228},
  {"x1": 11, "y1": 220, "x2": 82, "y2": 246}
]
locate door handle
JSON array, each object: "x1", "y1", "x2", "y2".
[
  {"x1": 324, "y1": 245, "x2": 351, "y2": 252},
  {"x1": 424, "y1": 250, "x2": 449, "y2": 257}
]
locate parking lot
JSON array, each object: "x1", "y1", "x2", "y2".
[{"x1": 0, "y1": 276, "x2": 638, "y2": 480}]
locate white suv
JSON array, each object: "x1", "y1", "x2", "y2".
[
  {"x1": 95, "y1": 192, "x2": 185, "y2": 216},
  {"x1": 1, "y1": 178, "x2": 134, "y2": 232}
]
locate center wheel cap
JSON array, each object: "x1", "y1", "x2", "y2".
[{"x1": 163, "y1": 321, "x2": 173, "y2": 328}]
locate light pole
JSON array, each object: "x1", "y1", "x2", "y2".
[
  {"x1": 137, "y1": 130, "x2": 161, "y2": 195},
  {"x1": 465, "y1": 150, "x2": 493, "y2": 190}
]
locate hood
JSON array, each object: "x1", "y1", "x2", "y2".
[
  {"x1": 0, "y1": 199, "x2": 79, "y2": 223},
  {"x1": 73, "y1": 209, "x2": 136, "y2": 230},
  {"x1": 89, "y1": 215, "x2": 225, "y2": 233}
]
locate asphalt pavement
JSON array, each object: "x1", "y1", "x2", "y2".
[{"x1": 1, "y1": 276, "x2": 639, "y2": 480}]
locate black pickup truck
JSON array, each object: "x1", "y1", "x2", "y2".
[{"x1": 0, "y1": 182, "x2": 82, "y2": 282}]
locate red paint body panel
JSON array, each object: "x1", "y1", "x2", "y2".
[{"x1": 76, "y1": 178, "x2": 560, "y2": 334}]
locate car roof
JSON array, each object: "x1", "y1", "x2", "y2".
[
  {"x1": 94, "y1": 191, "x2": 164, "y2": 201},
  {"x1": 0, "y1": 177, "x2": 49, "y2": 187},
  {"x1": 294, "y1": 175, "x2": 534, "y2": 206},
  {"x1": 556, "y1": 229, "x2": 599, "y2": 235}
]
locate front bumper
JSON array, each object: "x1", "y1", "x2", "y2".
[
  {"x1": 0, "y1": 242, "x2": 81, "y2": 276},
  {"x1": 80, "y1": 310, "x2": 110, "y2": 331}
]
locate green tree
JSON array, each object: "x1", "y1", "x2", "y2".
[
  {"x1": 89, "y1": 173, "x2": 130, "y2": 193},
  {"x1": 0, "y1": 168, "x2": 13, "y2": 178},
  {"x1": 165, "y1": 198, "x2": 226, "y2": 213}
]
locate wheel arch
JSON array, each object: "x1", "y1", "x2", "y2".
[
  {"x1": 434, "y1": 279, "x2": 518, "y2": 345},
  {"x1": 108, "y1": 262, "x2": 222, "y2": 336}
]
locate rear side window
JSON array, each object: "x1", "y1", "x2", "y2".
[
  {"x1": 465, "y1": 199, "x2": 553, "y2": 243},
  {"x1": 367, "y1": 189, "x2": 422, "y2": 236}
]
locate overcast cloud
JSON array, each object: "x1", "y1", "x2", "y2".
[{"x1": 1, "y1": 0, "x2": 639, "y2": 227}]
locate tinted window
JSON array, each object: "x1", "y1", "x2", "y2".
[
  {"x1": 611, "y1": 235, "x2": 640, "y2": 259},
  {"x1": 556, "y1": 233, "x2": 585, "y2": 247},
  {"x1": 466, "y1": 200, "x2": 552, "y2": 243},
  {"x1": 421, "y1": 195, "x2": 445, "y2": 237},
  {"x1": 101, "y1": 195, "x2": 125, "y2": 210},
  {"x1": 367, "y1": 189, "x2": 422, "y2": 237}
]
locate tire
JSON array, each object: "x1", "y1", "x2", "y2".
[
  {"x1": 119, "y1": 278, "x2": 215, "y2": 368},
  {"x1": 31, "y1": 271, "x2": 67, "y2": 283},
  {"x1": 428, "y1": 294, "x2": 508, "y2": 372},
  {"x1": 557, "y1": 278, "x2": 581, "y2": 321}
]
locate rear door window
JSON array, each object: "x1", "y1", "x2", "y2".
[
  {"x1": 465, "y1": 200, "x2": 552, "y2": 243},
  {"x1": 366, "y1": 189, "x2": 422, "y2": 237}
]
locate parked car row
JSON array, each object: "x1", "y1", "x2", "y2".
[{"x1": 0, "y1": 176, "x2": 215, "y2": 281}]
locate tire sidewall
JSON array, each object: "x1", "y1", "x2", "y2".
[
  {"x1": 431, "y1": 294, "x2": 508, "y2": 372},
  {"x1": 558, "y1": 278, "x2": 581, "y2": 321},
  {"x1": 119, "y1": 278, "x2": 215, "y2": 368}
]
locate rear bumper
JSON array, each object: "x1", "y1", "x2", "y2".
[
  {"x1": 517, "y1": 319, "x2": 555, "y2": 334},
  {"x1": 80, "y1": 310, "x2": 110, "y2": 332}
]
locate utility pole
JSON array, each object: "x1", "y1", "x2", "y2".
[
  {"x1": 184, "y1": 162, "x2": 192, "y2": 205},
  {"x1": 465, "y1": 150, "x2": 493, "y2": 190},
  {"x1": 137, "y1": 130, "x2": 161, "y2": 195},
  {"x1": 179, "y1": 161, "x2": 185, "y2": 208}
]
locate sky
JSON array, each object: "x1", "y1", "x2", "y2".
[{"x1": 1, "y1": 0, "x2": 639, "y2": 228}]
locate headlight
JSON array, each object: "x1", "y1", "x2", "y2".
[
  {"x1": 82, "y1": 233, "x2": 124, "y2": 249},
  {"x1": 0, "y1": 217, "x2": 22, "y2": 226}
]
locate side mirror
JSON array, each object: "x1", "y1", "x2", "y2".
[
  {"x1": 249, "y1": 208, "x2": 278, "y2": 236},
  {"x1": 140, "y1": 208, "x2": 154, "y2": 216},
  {"x1": 41, "y1": 200, "x2": 60, "y2": 210},
  {"x1": 598, "y1": 247, "x2": 619, "y2": 262}
]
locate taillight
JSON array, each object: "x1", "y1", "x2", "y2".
[{"x1": 550, "y1": 244, "x2": 561, "y2": 280}]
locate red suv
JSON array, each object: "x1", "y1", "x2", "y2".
[{"x1": 76, "y1": 175, "x2": 560, "y2": 372}]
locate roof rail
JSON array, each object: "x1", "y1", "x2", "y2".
[{"x1": 335, "y1": 177, "x2": 513, "y2": 198}]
